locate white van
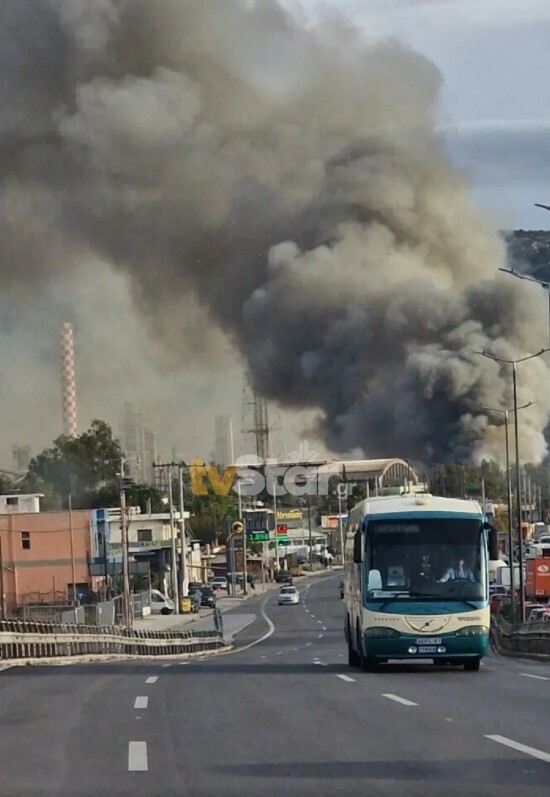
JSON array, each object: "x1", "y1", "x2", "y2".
[{"x1": 150, "y1": 589, "x2": 175, "y2": 615}]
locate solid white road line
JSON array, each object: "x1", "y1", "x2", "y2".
[
  {"x1": 520, "y1": 673, "x2": 550, "y2": 681},
  {"x1": 134, "y1": 696, "x2": 149, "y2": 710},
  {"x1": 145, "y1": 676, "x2": 158, "y2": 684},
  {"x1": 128, "y1": 741, "x2": 148, "y2": 771},
  {"x1": 382, "y1": 694, "x2": 418, "y2": 707},
  {"x1": 233, "y1": 594, "x2": 275, "y2": 653},
  {"x1": 485, "y1": 735, "x2": 550, "y2": 763},
  {"x1": 336, "y1": 674, "x2": 356, "y2": 683}
]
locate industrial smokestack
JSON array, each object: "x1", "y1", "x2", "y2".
[{"x1": 60, "y1": 322, "x2": 77, "y2": 438}]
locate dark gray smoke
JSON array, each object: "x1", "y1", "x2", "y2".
[{"x1": 1, "y1": 0, "x2": 548, "y2": 465}]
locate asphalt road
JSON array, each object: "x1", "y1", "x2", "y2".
[{"x1": 2, "y1": 573, "x2": 550, "y2": 796}]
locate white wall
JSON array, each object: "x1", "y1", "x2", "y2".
[{"x1": 0, "y1": 494, "x2": 41, "y2": 513}]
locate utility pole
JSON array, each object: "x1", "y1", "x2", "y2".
[
  {"x1": 238, "y1": 479, "x2": 247, "y2": 595},
  {"x1": 68, "y1": 493, "x2": 77, "y2": 608},
  {"x1": 167, "y1": 465, "x2": 180, "y2": 614},
  {"x1": 0, "y1": 536, "x2": 5, "y2": 620},
  {"x1": 120, "y1": 458, "x2": 132, "y2": 629},
  {"x1": 273, "y1": 479, "x2": 279, "y2": 571},
  {"x1": 178, "y1": 464, "x2": 188, "y2": 597},
  {"x1": 307, "y1": 491, "x2": 313, "y2": 570}
]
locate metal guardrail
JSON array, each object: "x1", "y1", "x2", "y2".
[
  {"x1": 491, "y1": 616, "x2": 550, "y2": 656},
  {"x1": 0, "y1": 619, "x2": 226, "y2": 662}
]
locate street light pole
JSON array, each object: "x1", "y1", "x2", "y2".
[
  {"x1": 499, "y1": 267, "x2": 550, "y2": 356},
  {"x1": 307, "y1": 490, "x2": 313, "y2": 570},
  {"x1": 337, "y1": 483, "x2": 346, "y2": 565},
  {"x1": 512, "y1": 362, "x2": 525, "y2": 622},
  {"x1": 481, "y1": 401, "x2": 534, "y2": 609},
  {"x1": 476, "y1": 347, "x2": 548, "y2": 623}
]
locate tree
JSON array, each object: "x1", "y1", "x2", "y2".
[
  {"x1": 25, "y1": 420, "x2": 123, "y2": 509},
  {"x1": 0, "y1": 474, "x2": 16, "y2": 495}
]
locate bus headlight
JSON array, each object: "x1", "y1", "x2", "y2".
[
  {"x1": 455, "y1": 625, "x2": 489, "y2": 637},
  {"x1": 364, "y1": 627, "x2": 400, "y2": 638}
]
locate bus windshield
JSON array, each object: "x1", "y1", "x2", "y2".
[{"x1": 365, "y1": 517, "x2": 486, "y2": 603}]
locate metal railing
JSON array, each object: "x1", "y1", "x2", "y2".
[
  {"x1": 9, "y1": 591, "x2": 152, "y2": 627},
  {"x1": 0, "y1": 619, "x2": 226, "y2": 662},
  {"x1": 491, "y1": 616, "x2": 550, "y2": 656}
]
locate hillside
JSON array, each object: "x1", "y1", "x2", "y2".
[{"x1": 506, "y1": 230, "x2": 550, "y2": 280}]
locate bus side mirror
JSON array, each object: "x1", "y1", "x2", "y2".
[
  {"x1": 484, "y1": 522, "x2": 499, "y2": 561},
  {"x1": 353, "y1": 529, "x2": 362, "y2": 564}
]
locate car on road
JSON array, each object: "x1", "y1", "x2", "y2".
[
  {"x1": 150, "y1": 589, "x2": 175, "y2": 615},
  {"x1": 275, "y1": 569, "x2": 293, "y2": 584},
  {"x1": 278, "y1": 586, "x2": 300, "y2": 605},
  {"x1": 199, "y1": 586, "x2": 217, "y2": 608},
  {"x1": 211, "y1": 576, "x2": 228, "y2": 591}
]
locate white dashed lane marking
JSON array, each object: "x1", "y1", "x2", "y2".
[
  {"x1": 145, "y1": 676, "x2": 158, "y2": 685},
  {"x1": 128, "y1": 742, "x2": 148, "y2": 772},
  {"x1": 134, "y1": 696, "x2": 148, "y2": 710},
  {"x1": 520, "y1": 673, "x2": 550, "y2": 681},
  {"x1": 485, "y1": 735, "x2": 550, "y2": 763},
  {"x1": 336, "y1": 674, "x2": 356, "y2": 683},
  {"x1": 382, "y1": 694, "x2": 418, "y2": 707}
]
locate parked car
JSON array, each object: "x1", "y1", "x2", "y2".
[
  {"x1": 211, "y1": 577, "x2": 228, "y2": 591},
  {"x1": 278, "y1": 586, "x2": 300, "y2": 605},
  {"x1": 199, "y1": 586, "x2": 217, "y2": 608},
  {"x1": 275, "y1": 570, "x2": 293, "y2": 585},
  {"x1": 150, "y1": 589, "x2": 174, "y2": 615}
]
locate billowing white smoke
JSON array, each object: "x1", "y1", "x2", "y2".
[{"x1": 0, "y1": 0, "x2": 548, "y2": 464}]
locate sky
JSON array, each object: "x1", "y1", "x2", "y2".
[
  {"x1": 285, "y1": 0, "x2": 550, "y2": 229},
  {"x1": 2, "y1": 0, "x2": 550, "y2": 472}
]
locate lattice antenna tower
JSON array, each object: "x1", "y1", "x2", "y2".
[{"x1": 240, "y1": 374, "x2": 272, "y2": 461}]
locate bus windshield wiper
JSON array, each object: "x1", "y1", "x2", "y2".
[{"x1": 375, "y1": 592, "x2": 410, "y2": 610}]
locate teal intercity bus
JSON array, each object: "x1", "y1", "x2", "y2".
[{"x1": 344, "y1": 493, "x2": 499, "y2": 672}]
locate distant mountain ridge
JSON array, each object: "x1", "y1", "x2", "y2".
[{"x1": 506, "y1": 230, "x2": 550, "y2": 280}]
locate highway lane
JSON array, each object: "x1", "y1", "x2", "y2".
[{"x1": 1, "y1": 573, "x2": 550, "y2": 795}]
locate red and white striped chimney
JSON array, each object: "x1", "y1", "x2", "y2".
[{"x1": 60, "y1": 322, "x2": 77, "y2": 438}]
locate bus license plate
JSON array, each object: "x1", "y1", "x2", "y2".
[
  {"x1": 415, "y1": 638, "x2": 441, "y2": 645},
  {"x1": 418, "y1": 646, "x2": 437, "y2": 654}
]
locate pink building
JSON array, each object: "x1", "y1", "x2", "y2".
[{"x1": 0, "y1": 510, "x2": 101, "y2": 612}]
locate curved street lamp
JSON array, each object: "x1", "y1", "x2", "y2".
[
  {"x1": 479, "y1": 401, "x2": 534, "y2": 610},
  {"x1": 475, "y1": 348, "x2": 548, "y2": 622}
]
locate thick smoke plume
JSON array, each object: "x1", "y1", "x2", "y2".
[{"x1": 1, "y1": 0, "x2": 548, "y2": 465}]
